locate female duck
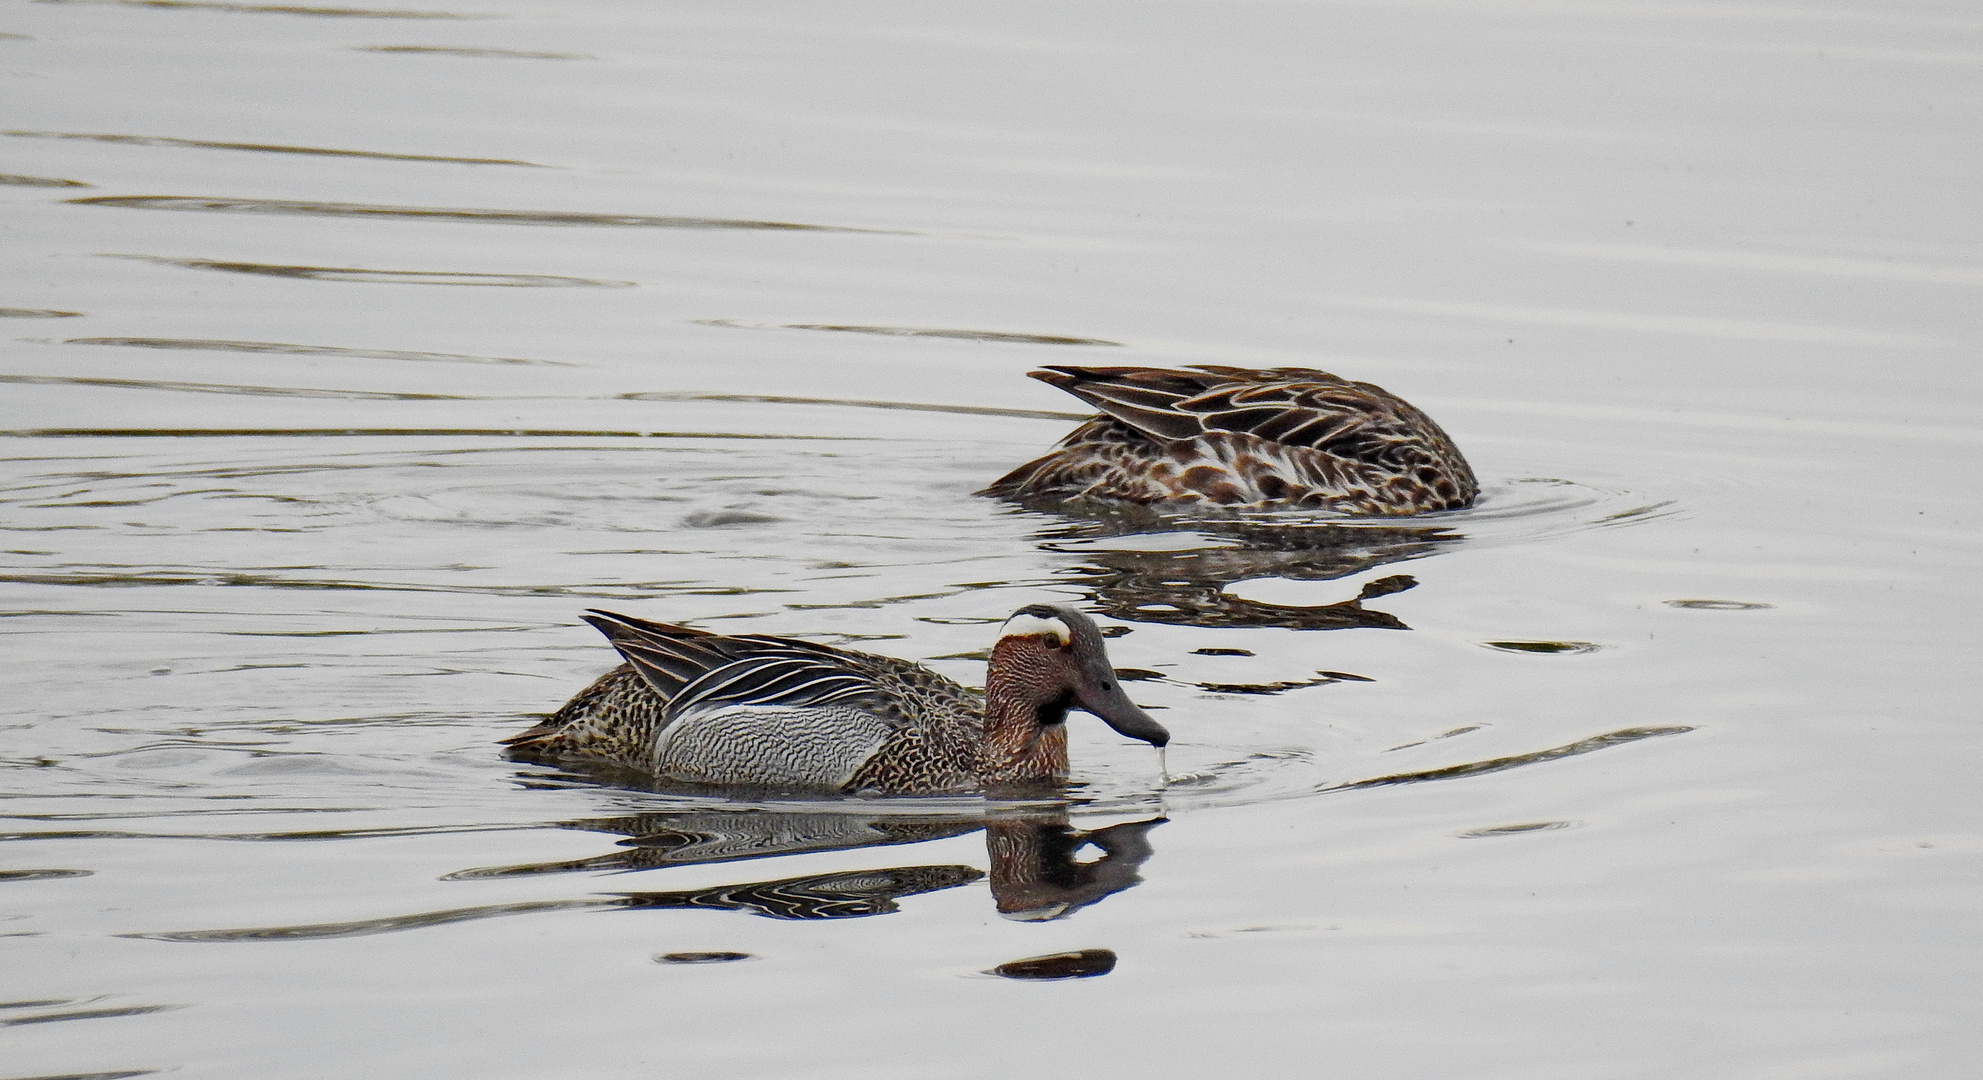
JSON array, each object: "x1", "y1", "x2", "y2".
[
  {"x1": 504, "y1": 604, "x2": 1168, "y2": 795},
  {"x1": 981, "y1": 365, "x2": 1477, "y2": 516}
]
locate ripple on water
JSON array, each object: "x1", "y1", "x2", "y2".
[
  {"x1": 32, "y1": 0, "x2": 490, "y2": 18},
  {"x1": 105, "y1": 255, "x2": 634, "y2": 288},
  {"x1": 62, "y1": 337, "x2": 575, "y2": 366},
  {"x1": 352, "y1": 45, "x2": 595, "y2": 59},
  {"x1": 72, "y1": 196, "x2": 905, "y2": 233},
  {"x1": 0, "y1": 173, "x2": 90, "y2": 187},
  {"x1": 1081, "y1": 723, "x2": 1691, "y2": 815},
  {"x1": 0, "y1": 868, "x2": 95, "y2": 881},
  {"x1": 484, "y1": 718, "x2": 1691, "y2": 820},
  {"x1": 1022, "y1": 474, "x2": 1669, "y2": 555},
  {"x1": 0, "y1": 1000, "x2": 184, "y2": 1027},
  {"x1": 1008, "y1": 474, "x2": 1672, "y2": 629},
  {"x1": 0, "y1": 373, "x2": 475, "y2": 400},
  {"x1": 5, "y1": 129, "x2": 547, "y2": 166},
  {"x1": 1427, "y1": 474, "x2": 1680, "y2": 545},
  {"x1": 1455, "y1": 820, "x2": 1580, "y2": 838},
  {"x1": 0, "y1": 432, "x2": 1692, "y2": 865},
  {"x1": 696, "y1": 319, "x2": 1122, "y2": 346}
]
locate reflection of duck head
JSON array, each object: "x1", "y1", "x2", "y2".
[{"x1": 984, "y1": 808, "x2": 1166, "y2": 922}]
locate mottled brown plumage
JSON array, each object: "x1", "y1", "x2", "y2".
[
  {"x1": 981, "y1": 365, "x2": 1477, "y2": 515},
  {"x1": 504, "y1": 604, "x2": 1167, "y2": 795}
]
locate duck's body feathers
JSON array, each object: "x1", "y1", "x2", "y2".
[
  {"x1": 982, "y1": 365, "x2": 1476, "y2": 515},
  {"x1": 508, "y1": 610, "x2": 987, "y2": 793},
  {"x1": 508, "y1": 605, "x2": 1166, "y2": 795}
]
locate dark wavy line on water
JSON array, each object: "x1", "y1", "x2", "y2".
[
  {"x1": 127, "y1": 865, "x2": 981, "y2": 941},
  {"x1": 128, "y1": 899, "x2": 598, "y2": 942},
  {"x1": 1332, "y1": 725, "x2": 1694, "y2": 791},
  {"x1": 0, "y1": 173, "x2": 91, "y2": 188},
  {"x1": 64, "y1": 336, "x2": 573, "y2": 366},
  {"x1": 0, "y1": 374, "x2": 473, "y2": 400},
  {"x1": 7, "y1": 129, "x2": 544, "y2": 167},
  {"x1": 619, "y1": 391, "x2": 1084, "y2": 422},
  {"x1": 1, "y1": 822, "x2": 544, "y2": 843},
  {"x1": 1, "y1": 428, "x2": 872, "y2": 439},
  {"x1": 71, "y1": 195, "x2": 906, "y2": 233},
  {"x1": 105, "y1": 255, "x2": 633, "y2": 288},
  {"x1": 0, "y1": 1071, "x2": 158, "y2": 1080},
  {"x1": 1, "y1": 375, "x2": 1076, "y2": 420},
  {"x1": 0, "y1": 308, "x2": 82, "y2": 318},
  {"x1": 32, "y1": 0, "x2": 490, "y2": 18},
  {"x1": 0, "y1": 570, "x2": 796, "y2": 599},
  {"x1": 697, "y1": 319, "x2": 1120, "y2": 347},
  {"x1": 352, "y1": 45, "x2": 592, "y2": 59},
  {"x1": 0, "y1": 1004, "x2": 183, "y2": 1027},
  {"x1": 5, "y1": 805, "x2": 378, "y2": 820},
  {"x1": 1456, "y1": 820, "x2": 1576, "y2": 838},
  {"x1": 788, "y1": 323, "x2": 1119, "y2": 346}
]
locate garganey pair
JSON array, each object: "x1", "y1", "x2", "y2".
[{"x1": 507, "y1": 366, "x2": 1475, "y2": 794}]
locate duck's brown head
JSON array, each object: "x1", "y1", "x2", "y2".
[{"x1": 981, "y1": 603, "x2": 1168, "y2": 783}]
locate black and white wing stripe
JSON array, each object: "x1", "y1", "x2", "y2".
[
  {"x1": 669, "y1": 654, "x2": 886, "y2": 718},
  {"x1": 581, "y1": 609, "x2": 739, "y2": 698},
  {"x1": 582, "y1": 609, "x2": 890, "y2": 718}
]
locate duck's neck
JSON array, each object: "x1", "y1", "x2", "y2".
[{"x1": 978, "y1": 638, "x2": 1070, "y2": 786}]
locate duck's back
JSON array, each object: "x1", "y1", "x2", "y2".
[
  {"x1": 982, "y1": 365, "x2": 1477, "y2": 515},
  {"x1": 506, "y1": 615, "x2": 986, "y2": 794}
]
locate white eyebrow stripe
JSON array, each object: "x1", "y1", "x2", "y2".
[{"x1": 1000, "y1": 612, "x2": 1071, "y2": 644}]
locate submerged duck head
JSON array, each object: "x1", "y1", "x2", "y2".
[{"x1": 981, "y1": 603, "x2": 1168, "y2": 784}]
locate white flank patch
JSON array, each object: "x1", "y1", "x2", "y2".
[{"x1": 1000, "y1": 612, "x2": 1072, "y2": 644}]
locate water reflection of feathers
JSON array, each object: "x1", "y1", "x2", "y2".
[
  {"x1": 1034, "y1": 514, "x2": 1459, "y2": 630},
  {"x1": 452, "y1": 806, "x2": 1166, "y2": 923},
  {"x1": 615, "y1": 865, "x2": 984, "y2": 921},
  {"x1": 446, "y1": 810, "x2": 984, "y2": 877},
  {"x1": 129, "y1": 725, "x2": 1692, "y2": 943},
  {"x1": 134, "y1": 807, "x2": 1165, "y2": 941}
]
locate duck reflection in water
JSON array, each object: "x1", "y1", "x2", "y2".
[
  {"x1": 982, "y1": 807, "x2": 1163, "y2": 921},
  {"x1": 1018, "y1": 511, "x2": 1458, "y2": 631},
  {"x1": 452, "y1": 801, "x2": 1165, "y2": 924},
  {"x1": 136, "y1": 715, "x2": 1701, "y2": 944},
  {"x1": 133, "y1": 803, "x2": 1163, "y2": 943}
]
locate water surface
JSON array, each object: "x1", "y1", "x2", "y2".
[{"x1": 4, "y1": 2, "x2": 1980, "y2": 1078}]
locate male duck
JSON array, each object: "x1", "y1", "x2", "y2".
[
  {"x1": 981, "y1": 365, "x2": 1477, "y2": 515},
  {"x1": 504, "y1": 604, "x2": 1169, "y2": 795}
]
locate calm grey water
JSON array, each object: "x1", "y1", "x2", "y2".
[{"x1": 4, "y1": 2, "x2": 1981, "y2": 1077}]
